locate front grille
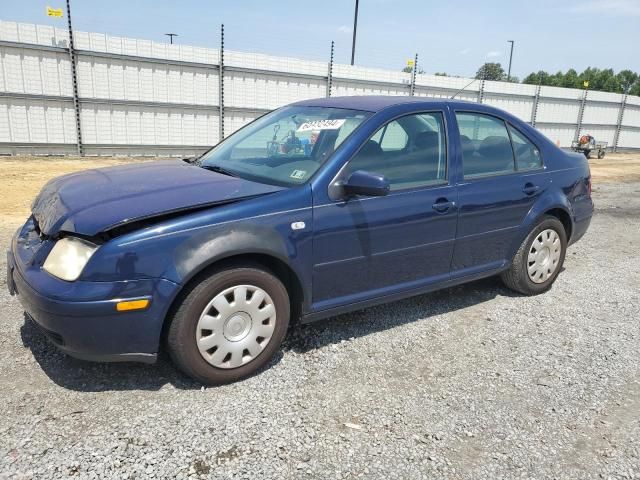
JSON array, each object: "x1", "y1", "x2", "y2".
[
  {"x1": 32, "y1": 216, "x2": 41, "y2": 236},
  {"x1": 16, "y1": 218, "x2": 48, "y2": 267}
]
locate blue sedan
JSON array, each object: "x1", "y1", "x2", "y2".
[{"x1": 7, "y1": 96, "x2": 593, "y2": 384}]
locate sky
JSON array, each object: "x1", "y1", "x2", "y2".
[{"x1": 5, "y1": 0, "x2": 640, "y2": 79}]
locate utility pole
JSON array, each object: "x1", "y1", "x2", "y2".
[
  {"x1": 507, "y1": 40, "x2": 514, "y2": 82},
  {"x1": 350, "y1": 0, "x2": 359, "y2": 65},
  {"x1": 165, "y1": 33, "x2": 178, "y2": 44}
]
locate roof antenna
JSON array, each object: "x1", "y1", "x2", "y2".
[{"x1": 450, "y1": 77, "x2": 478, "y2": 99}]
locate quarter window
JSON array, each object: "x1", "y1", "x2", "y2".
[
  {"x1": 345, "y1": 112, "x2": 447, "y2": 190},
  {"x1": 379, "y1": 121, "x2": 409, "y2": 151},
  {"x1": 508, "y1": 125, "x2": 542, "y2": 170},
  {"x1": 456, "y1": 112, "x2": 515, "y2": 178}
]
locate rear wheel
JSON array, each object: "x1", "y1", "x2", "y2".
[
  {"x1": 597, "y1": 149, "x2": 605, "y2": 159},
  {"x1": 167, "y1": 265, "x2": 290, "y2": 385},
  {"x1": 501, "y1": 215, "x2": 567, "y2": 295}
]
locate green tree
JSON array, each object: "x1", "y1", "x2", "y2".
[
  {"x1": 475, "y1": 62, "x2": 506, "y2": 81},
  {"x1": 523, "y1": 70, "x2": 552, "y2": 85},
  {"x1": 578, "y1": 67, "x2": 620, "y2": 92},
  {"x1": 560, "y1": 69, "x2": 580, "y2": 88},
  {"x1": 616, "y1": 70, "x2": 638, "y2": 93},
  {"x1": 521, "y1": 67, "x2": 640, "y2": 95},
  {"x1": 549, "y1": 71, "x2": 567, "y2": 87},
  {"x1": 402, "y1": 65, "x2": 425, "y2": 74}
]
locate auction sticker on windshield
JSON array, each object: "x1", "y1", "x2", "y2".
[{"x1": 297, "y1": 119, "x2": 346, "y2": 132}]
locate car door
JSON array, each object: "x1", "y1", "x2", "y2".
[
  {"x1": 451, "y1": 111, "x2": 548, "y2": 275},
  {"x1": 311, "y1": 111, "x2": 458, "y2": 311}
]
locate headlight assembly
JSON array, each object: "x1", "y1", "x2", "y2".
[{"x1": 42, "y1": 237, "x2": 98, "y2": 281}]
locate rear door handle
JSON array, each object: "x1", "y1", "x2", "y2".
[
  {"x1": 522, "y1": 183, "x2": 540, "y2": 195},
  {"x1": 432, "y1": 198, "x2": 455, "y2": 213}
]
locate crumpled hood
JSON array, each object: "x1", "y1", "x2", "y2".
[{"x1": 31, "y1": 160, "x2": 284, "y2": 237}]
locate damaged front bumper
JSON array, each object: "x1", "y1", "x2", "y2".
[{"x1": 7, "y1": 224, "x2": 180, "y2": 363}]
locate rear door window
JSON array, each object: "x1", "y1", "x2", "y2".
[{"x1": 455, "y1": 112, "x2": 515, "y2": 178}]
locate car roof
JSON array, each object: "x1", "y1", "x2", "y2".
[
  {"x1": 291, "y1": 95, "x2": 477, "y2": 113},
  {"x1": 290, "y1": 95, "x2": 557, "y2": 153}
]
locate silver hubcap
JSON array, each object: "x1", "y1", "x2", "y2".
[
  {"x1": 527, "y1": 229, "x2": 562, "y2": 283},
  {"x1": 196, "y1": 285, "x2": 276, "y2": 369}
]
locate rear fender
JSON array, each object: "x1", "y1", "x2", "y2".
[{"x1": 507, "y1": 193, "x2": 573, "y2": 261}]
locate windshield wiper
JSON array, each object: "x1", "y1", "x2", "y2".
[{"x1": 200, "y1": 164, "x2": 239, "y2": 178}]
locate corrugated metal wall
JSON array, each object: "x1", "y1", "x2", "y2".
[{"x1": 1, "y1": 20, "x2": 639, "y2": 155}]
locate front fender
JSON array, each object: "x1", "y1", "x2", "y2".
[
  {"x1": 169, "y1": 218, "x2": 313, "y2": 313},
  {"x1": 81, "y1": 187, "x2": 314, "y2": 312},
  {"x1": 174, "y1": 223, "x2": 296, "y2": 283}
]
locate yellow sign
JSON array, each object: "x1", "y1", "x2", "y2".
[
  {"x1": 46, "y1": 6, "x2": 64, "y2": 18},
  {"x1": 583, "y1": 80, "x2": 590, "y2": 88},
  {"x1": 406, "y1": 59, "x2": 415, "y2": 67}
]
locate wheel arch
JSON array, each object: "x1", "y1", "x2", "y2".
[
  {"x1": 544, "y1": 207, "x2": 573, "y2": 241},
  {"x1": 157, "y1": 221, "x2": 310, "y2": 349},
  {"x1": 162, "y1": 251, "x2": 306, "y2": 341},
  {"x1": 508, "y1": 195, "x2": 574, "y2": 262}
]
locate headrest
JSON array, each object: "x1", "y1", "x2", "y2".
[
  {"x1": 414, "y1": 131, "x2": 439, "y2": 150},
  {"x1": 359, "y1": 139, "x2": 383, "y2": 157},
  {"x1": 478, "y1": 135, "x2": 512, "y2": 158}
]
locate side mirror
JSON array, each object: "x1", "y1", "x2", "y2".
[{"x1": 342, "y1": 170, "x2": 390, "y2": 198}]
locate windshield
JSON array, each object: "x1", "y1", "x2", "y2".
[{"x1": 199, "y1": 106, "x2": 371, "y2": 186}]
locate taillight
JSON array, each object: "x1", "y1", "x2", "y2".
[{"x1": 587, "y1": 177, "x2": 592, "y2": 196}]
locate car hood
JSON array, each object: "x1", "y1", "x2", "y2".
[{"x1": 31, "y1": 160, "x2": 285, "y2": 237}]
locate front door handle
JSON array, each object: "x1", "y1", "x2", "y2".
[
  {"x1": 432, "y1": 198, "x2": 455, "y2": 213},
  {"x1": 522, "y1": 183, "x2": 540, "y2": 196}
]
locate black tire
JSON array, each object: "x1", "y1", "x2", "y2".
[
  {"x1": 584, "y1": 150, "x2": 591, "y2": 159},
  {"x1": 167, "y1": 265, "x2": 290, "y2": 385},
  {"x1": 597, "y1": 149, "x2": 605, "y2": 159},
  {"x1": 500, "y1": 215, "x2": 567, "y2": 295}
]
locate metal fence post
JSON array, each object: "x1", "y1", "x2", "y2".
[
  {"x1": 218, "y1": 24, "x2": 225, "y2": 142},
  {"x1": 477, "y1": 77, "x2": 485, "y2": 104},
  {"x1": 574, "y1": 88, "x2": 588, "y2": 142},
  {"x1": 531, "y1": 83, "x2": 541, "y2": 127},
  {"x1": 612, "y1": 92, "x2": 628, "y2": 152},
  {"x1": 65, "y1": 0, "x2": 83, "y2": 156},
  {"x1": 326, "y1": 40, "x2": 334, "y2": 98},
  {"x1": 409, "y1": 53, "x2": 418, "y2": 96}
]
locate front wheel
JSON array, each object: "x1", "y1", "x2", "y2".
[
  {"x1": 167, "y1": 265, "x2": 290, "y2": 385},
  {"x1": 501, "y1": 215, "x2": 567, "y2": 295}
]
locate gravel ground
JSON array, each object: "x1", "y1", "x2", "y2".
[{"x1": 0, "y1": 176, "x2": 639, "y2": 479}]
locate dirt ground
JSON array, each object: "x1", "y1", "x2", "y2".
[
  {"x1": 0, "y1": 156, "x2": 142, "y2": 224},
  {"x1": 1, "y1": 152, "x2": 639, "y2": 224},
  {"x1": 587, "y1": 151, "x2": 640, "y2": 183}
]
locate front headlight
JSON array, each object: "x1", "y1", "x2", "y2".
[{"x1": 43, "y1": 237, "x2": 98, "y2": 281}]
